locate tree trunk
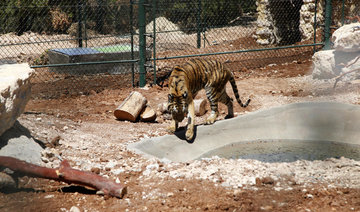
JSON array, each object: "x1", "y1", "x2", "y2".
[
  {"x1": 194, "y1": 99, "x2": 207, "y2": 116},
  {"x1": 114, "y1": 91, "x2": 147, "y2": 122},
  {"x1": 140, "y1": 105, "x2": 157, "y2": 122},
  {"x1": 0, "y1": 156, "x2": 127, "y2": 198}
]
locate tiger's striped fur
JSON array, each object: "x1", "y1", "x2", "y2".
[{"x1": 167, "y1": 58, "x2": 251, "y2": 141}]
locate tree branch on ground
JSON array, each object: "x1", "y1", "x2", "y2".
[
  {"x1": 0, "y1": 156, "x2": 127, "y2": 198},
  {"x1": 333, "y1": 56, "x2": 360, "y2": 89}
]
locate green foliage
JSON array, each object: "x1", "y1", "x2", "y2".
[
  {"x1": 0, "y1": 0, "x2": 52, "y2": 34},
  {"x1": 158, "y1": 0, "x2": 256, "y2": 33},
  {"x1": 0, "y1": 0, "x2": 256, "y2": 35}
]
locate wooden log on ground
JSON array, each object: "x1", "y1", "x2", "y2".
[
  {"x1": 194, "y1": 99, "x2": 207, "y2": 116},
  {"x1": 157, "y1": 99, "x2": 207, "y2": 116},
  {"x1": 114, "y1": 91, "x2": 147, "y2": 122},
  {"x1": 0, "y1": 156, "x2": 127, "y2": 198},
  {"x1": 140, "y1": 105, "x2": 157, "y2": 122}
]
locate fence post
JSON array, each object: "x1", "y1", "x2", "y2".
[
  {"x1": 196, "y1": 0, "x2": 202, "y2": 48},
  {"x1": 138, "y1": 0, "x2": 146, "y2": 87},
  {"x1": 152, "y1": 0, "x2": 157, "y2": 85},
  {"x1": 313, "y1": 0, "x2": 318, "y2": 53},
  {"x1": 324, "y1": 0, "x2": 332, "y2": 50},
  {"x1": 77, "y1": 0, "x2": 83, "y2": 48},
  {"x1": 341, "y1": 0, "x2": 345, "y2": 26},
  {"x1": 130, "y1": 0, "x2": 135, "y2": 87}
]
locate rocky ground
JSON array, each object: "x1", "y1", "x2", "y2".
[{"x1": 1, "y1": 58, "x2": 360, "y2": 211}]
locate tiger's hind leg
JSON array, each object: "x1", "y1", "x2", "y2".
[
  {"x1": 205, "y1": 88, "x2": 219, "y2": 125},
  {"x1": 206, "y1": 105, "x2": 219, "y2": 124},
  {"x1": 219, "y1": 90, "x2": 234, "y2": 119},
  {"x1": 185, "y1": 100, "x2": 196, "y2": 140}
]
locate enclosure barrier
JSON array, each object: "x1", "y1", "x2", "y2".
[{"x1": 0, "y1": 0, "x2": 359, "y2": 98}]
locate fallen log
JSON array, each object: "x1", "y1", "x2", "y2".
[
  {"x1": 333, "y1": 56, "x2": 360, "y2": 89},
  {"x1": 114, "y1": 91, "x2": 147, "y2": 122},
  {"x1": 333, "y1": 68, "x2": 360, "y2": 89},
  {"x1": 194, "y1": 99, "x2": 207, "y2": 116},
  {"x1": 140, "y1": 105, "x2": 157, "y2": 122},
  {"x1": 157, "y1": 99, "x2": 207, "y2": 117},
  {"x1": 0, "y1": 156, "x2": 127, "y2": 198}
]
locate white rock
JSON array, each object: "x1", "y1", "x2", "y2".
[
  {"x1": 69, "y1": 206, "x2": 81, "y2": 212},
  {"x1": 0, "y1": 63, "x2": 34, "y2": 136},
  {"x1": 111, "y1": 168, "x2": 125, "y2": 175},
  {"x1": 105, "y1": 160, "x2": 117, "y2": 169},
  {"x1": 0, "y1": 172, "x2": 16, "y2": 190},
  {"x1": 44, "y1": 194, "x2": 55, "y2": 199},
  {"x1": 146, "y1": 163, "x2": 159, "y2": 171},
  {"x1": 312, "y1": 49, "x2": 360, "y2": 79},
  {"x1": 306, "y1": 194, "x2": 314, "y2": 199},
  {"x1": 332, "y1": 23, "x2": 360, "y2": 52},
  {"x1": 312, "y1": 50, "x2": 336, "y2": 79}
]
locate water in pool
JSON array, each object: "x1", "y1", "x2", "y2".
[{"x1": 199, "y1": 140, "x2": 360, "y2": 163}]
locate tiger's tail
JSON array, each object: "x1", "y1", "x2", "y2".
[{"x1": 229, "y1": 73, "x2": 251, "y2": 108}]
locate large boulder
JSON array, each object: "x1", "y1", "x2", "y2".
[
  {"x1": 0, "y1": 121, "x2": 44, "y2": 165},
  {"x1": 0, "y1": 63, "x2": 34, "y2": 136},
  {"x1": 299, "y1": 0, "x2": 324, "y2": 41},
  {"x1": 332, "y1": 22, "x2": 360, "y2": 52},
  {"x1": 312, "y1": 49, "x2": 360, "y2": 80},
  {"x1": 312, "y1": 50, "x2": 337, "y2": 79},
  {"x1": 312, "y1": 23, "x2": 360, "y2": 80}
]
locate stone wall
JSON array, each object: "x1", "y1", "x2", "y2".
[
  {"x1": 299, "y1": 0, "x2": 324, "y2": 41},
  {"x1": 255, "y1": 0, "x2": 324, "y2": 45},
  {"x1": 255, "y1": 0, "x2": 359, "y2": 45}
]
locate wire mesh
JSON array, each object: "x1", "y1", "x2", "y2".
[
  {"x1": 331, "y1": 0, "x2": 360, "y2": 27},
  {"x1": 0, "y1": 0, "x2": 138, "y2": 99},
  {"x1": 0, "y1": 0, "x2": 333, "y2": 99},
  {"x1": 152, "y1": 0, "x2": 322, "y2": 77}
]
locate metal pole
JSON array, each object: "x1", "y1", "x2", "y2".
[
  {"x1": 130, "y1": 0, "x2": 135, "y2": 87},
  {"x1": 83, "y1": 2, "x2": 87, "y2": 47},
  {"x1": 313, "y1": 0, "x2": 318, "y2": 53},
  {"x1": 152, "y1": 0, "x2": 157, "y2": 85},
  {"x1": 152, "y1": 43, "x2": 324, "y2": 61},
  {"x1": 138, "y1": 0, "x2": 146, "y2": 87},
  {"x1": 341, "y1": 0, "x2": 345, "y2": 26},
  {"x1": 77, "y1": 0, "x2": 83, "y2": 48},
  {"x1": 196, "y1": 0, "x2": 201, "y2": 48},
  {"x1": 324, "y1": 0, "x2": 332, "y2": 50}
]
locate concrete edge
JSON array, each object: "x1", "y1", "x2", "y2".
[{"x1": 127, "y1": 101, "x2": 360, "y2": 162}]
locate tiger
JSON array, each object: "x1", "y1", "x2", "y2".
[{"x1": 167, "y1": 58, "x2": 251, "y2": 141}]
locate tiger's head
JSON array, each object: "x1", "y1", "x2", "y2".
[{"x1": 167, "y1": 67, "x2": 190, "y2": 122}]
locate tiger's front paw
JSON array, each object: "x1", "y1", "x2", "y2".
[
  {"x1": 167, "y1": 125, "x2": 176, "y2": 133},
  {"x1": 167, "y1": 120, "x2": 178, "y2": 133},
  {"x1": 206, "y1": 113, "x2": 217, "y2": 125},
  {"x1": 185, "y1": 128, "x2": 194, "y2": 141}
]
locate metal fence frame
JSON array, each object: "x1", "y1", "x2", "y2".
[
  {"x1": 139, "y1": 0, "x2": 328, "y2": 87},
  {"x1": 0, "y1": 0, "x2": 357, "y2": 94}
]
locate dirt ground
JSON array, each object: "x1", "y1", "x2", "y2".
[
  {"x1": 1, "y1": 23, "x2": 360, "y2": 212},
  {"x1": 1, "y1": 55, "x2": 360, "y2": 212}
]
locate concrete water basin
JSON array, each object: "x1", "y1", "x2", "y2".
[{"x1": 128, "y1": 102, "x2": 360, "y2": 162}]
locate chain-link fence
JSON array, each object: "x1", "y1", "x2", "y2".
[
  {"x1": 332, "y1": 0, "x2": 360, "y2": 26},
  {"x1": 150, "y1": 0, "x2": 322, "y2": 82},
  {"x1": 1, "y1": 0, "x2": 356, "y2": 99},
  {"x1": 1, "y1": 0, "x2": 139, "y2": 98}
]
